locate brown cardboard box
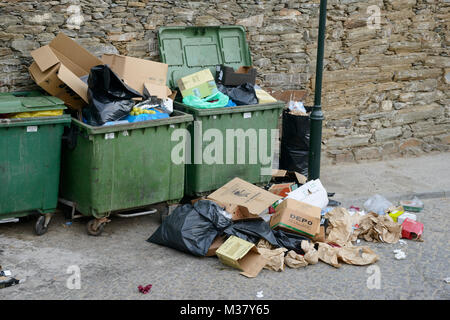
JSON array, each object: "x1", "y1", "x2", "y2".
[
  {"x1": 206, "y1": 235, "x2": 227, "y2": 257},
  {"x1": 270, "y1": 198, "x2": 321, "y2": 238},
  {"x1": 215, "y1": 236, "x2": 268, "y2": 278},
  {"x1": 101, "y1": 54, "x2": 172, "y2": 100},
  {"x1": 29, "y1": 32, "x2": 104, "y2": 110},
  {"x1": 207, "y1": 177, "x2": 282, "y2": 219}
]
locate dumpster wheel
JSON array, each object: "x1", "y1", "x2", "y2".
[
  {"x1": 86, "y1": 219, "x2": 107, "y2": 236},
  {"x1": 34, "y1": 214, "x2": 51, "y2": 236}
]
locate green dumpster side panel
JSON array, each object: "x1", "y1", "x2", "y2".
[
  {"x1": 175, "y1": 102, "x2": 284, "y2": 196},
  {"x1": 60, "y1": 112, "x2": 193, "y2": 218},
  {"x1": 0, "y1": 115, "x2": 71, "y2": 216}
]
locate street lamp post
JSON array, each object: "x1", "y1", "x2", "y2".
[{"x1": 308, "y1": 0, "x2": 327, "y2": 181}]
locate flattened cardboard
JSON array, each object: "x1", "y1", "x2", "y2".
[
  {"x1": 215, "y1": 236, "x2": 268, "y2": 278},
  {"x1": 255, "y1": 89, "x2": 277, "y2": 104},
  {"x1": 270, "y1": 198, "x2": 321, "y2": 238},
  {"x1": 29, "y1": 32, "x2": 104, "y2": 110},
  {"x1": 266, "y1": 89, "x2": 307, "y2": 103},
  {"x1": 207, "y1": 177, "x2": 282, "y2": 217},
  {"x1": 102, "y1": 54, "x2": 171, "y2": 99}
]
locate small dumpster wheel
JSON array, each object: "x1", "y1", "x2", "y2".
[
  {"x1": 159, "y1": 205, "x2": 169, "y2": 223},
  {"x1": 34, "y1": 215, "x2": 49, "y2": 236},
  {"x1": 87, "y1": 219, "x2": 105, "y2": 236}
]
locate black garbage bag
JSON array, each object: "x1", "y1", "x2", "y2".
[
  {"x1": 147, "y1": 200, "x2": 232, "y2": 257},
  {"x1": 217, "y1": 83, "x2": 258, "y2": 106},
  {"x1": 84, "y1": 64, "x2": 142, "y2": 126},
  {"x1": 279, "y1": 109, "x2": 311, "y2": 176},
  {"x1": 223, "y1": 219, "x2": 309, "y2": 254}
]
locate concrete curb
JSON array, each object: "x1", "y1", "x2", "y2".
[{"x1": 332, "y1": 190, "x2": 450, "y2": 205}]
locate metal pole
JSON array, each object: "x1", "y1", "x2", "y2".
[{"x1": 308, "y1": 0, "x2": 327, "y2": 181}]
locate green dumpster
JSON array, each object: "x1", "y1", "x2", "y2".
[
  {"x1": 0, "y1": 91, "x2": 71, "y2": 235},
  {"x1": 59, "y1": 110, "x2": 193, "y2": 235},
  {"x1": 158, "y1": 26, "x2": 285, "y2": 196}
]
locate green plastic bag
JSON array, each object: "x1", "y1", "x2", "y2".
[{"x1": 182, "y1": 91, "x2": 229, "y2": 109}]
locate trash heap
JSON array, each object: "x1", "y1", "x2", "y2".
[
  {"x1": 15, "y1": 32, "x2": 278, "y2": 126},
  {"x1": 148, "y1": 172, "x2": 425, "y2": 278}
]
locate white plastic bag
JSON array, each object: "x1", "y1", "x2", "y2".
[{"x1": 363, "y1": 194, "x2": 392, "y2": 215}]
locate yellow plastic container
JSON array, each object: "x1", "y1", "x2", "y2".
[{"x1": 388, "y1": 206, "x2": 405, "y2": 222}]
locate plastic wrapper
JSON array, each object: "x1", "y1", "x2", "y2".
[
  {"x1": 363, "y1": 194, "x2": 393, "y2": 215},
  {"x1": 182, "y1": 91, "x2": 229, "y2": 109},
  {"x1": 83, "y1": 64, "x2": 142, "y2": 126},
  {"x1": 217, "y1": 83, "x2": 258, "y2": 106}
]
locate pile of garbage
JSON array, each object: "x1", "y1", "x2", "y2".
[
  {"x1": 4, "y1": 33, "x2": 279, "y2": 126},
  {"x1": 148, "y1": 172, "x2": 425, "y2": 278}
]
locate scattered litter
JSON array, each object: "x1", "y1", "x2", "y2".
[
  {"x1": 397, "y1": 212, "x2": 417, "y2": 225},
  {"x1": 363, "y1": 194, "x2": 393, "y2": 215},
  {"x1": 400, "y1": 196, "x2": 424, "y2": 212},
  {"x1": 401, "y1": 218, "x2": 424, "y2": 241},
  {"x1": 393, "y1": 249, "x2": 406, "y2": 260},
  {"x1": 398, "y1": 239, "x2": 407, "y2": 245},
  {"x1": 138, "y1": 284, "x2": 152, "y2": 294},
  {"x1": 256, "y1": 291, "x2": 264, "y2": 298}
]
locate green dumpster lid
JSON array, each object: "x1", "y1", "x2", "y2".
[
  {"x1": 158, "y1": 25, "x2": 252, "y2": 90},
  {"x1": 0, "y1": 94, "x2": 66, "y2": 115}
]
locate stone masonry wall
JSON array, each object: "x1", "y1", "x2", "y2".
[{"x1": 1, "y1": 0, "x2": 449, "y2": 165}]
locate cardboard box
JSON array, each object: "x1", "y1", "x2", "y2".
[
  {"x1": 101, "y1": 54, "x2": 173, "y2": 100},
  {"x1": 270, "y1": 198, "x2": 321, "y2": 238},
  {"x1": 401, "y1": 218, "x2": 424, "y2": 240},
  {"x1": 215, "y1": 236, "x2": 268, "y2": 278},
  {"x1": 266, "y1": 89, "x2": 307, "y2": 103},
  {"x1": 207, "y1": 177, "x2": 282, "y2": 219},
  {"x1": 177, "y1": 69, "x2": 218, "y2": 98},
  {"x1": 29, "y1": 32, "x2": 104, "y2": 110},
  {"x1": 272, "y1": 169, "x2": 307, "y2": 185},
  {"x1": 216, "y1": 65, "x2": 257, "y2": 86},
  {"x1": 206, "y1": 235, "x2": 227, "y2": 257},
  {"x1": 268, "y1": 183, "x2": 294, "y2": 197}
]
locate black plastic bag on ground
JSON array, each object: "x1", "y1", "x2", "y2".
[
  {"x1": 223, "y1": 219, "x2": 309, "y2": 254},
  {"x1": 279, "y1": 109, "x2": 311, "y2": 176},
  {"x1": 147, "y1": 200, "x2": 232, "y2": 257},
  {"x1": 84, "y1": 64, "x2": 142, "y2": 125},
  {"x1": 217, "y1": 83, "x2": 258, "y2": 106}
]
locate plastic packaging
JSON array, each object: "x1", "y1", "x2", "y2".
[
  {"x1": 288, "y1": 101, "x2": 307, "y2": 114},
  {"x1": 10, "y1": 109, "x2": 64, "y2": 119},
  {"x1": 400, "y1": 196, "x2": 424, "y2": 212},
  {"x1": 285, "y1": 179, "x2": 329, "y2": 209},
  {"x1": 84, "y1": 64, "x2": 143, "y2": 126},
  {"x1": 182, "y1": 91, "x2": 229, "y2": 109},
  {"x1": 363, "y1": 194, "x2": 393, "y2": 215},
  {"x1": 217, "y1": 83, "x2": 258, "y2": 106}
]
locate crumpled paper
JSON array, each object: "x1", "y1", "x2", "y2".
[
  {"x1": 325, "y1": 207, "x2": 357, "y2": 246},
  {"x1": 284, "y1": 250, "x2": 308, "y2": 268},
  {"x1": 284, "y1": 241, "x2": 319, "y2": 268},
  {"x1": 317, "y1": 242, "x2": 379, "y2": 268},
  {"x1": 257, "y1": 247, "x2": 287, "y2": 272},
  {"x1": 354, "y1": 212, "x2": 401, "y2": 243}
]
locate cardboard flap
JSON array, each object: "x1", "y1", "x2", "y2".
[
  {"x1": 56, "y1": 64, "x2": 89, "y2": 103},
  {"x1": 102, "y1": 54, "x2": 168, "y2": 94},
  {"x1": 239, "y1": 249, "x2": 269, "y2": 278},
  {"x1": 49, "y1": 33, "x2": 103, "y2": 73},
  {"x1": 31, "y1": 45, "x2": 60, "y2": 72},
  {"x1": 143, "y1": 82, "x2": 169, "y2": 99},
  {"x1": 207, "y1": 178, "x2": 282, "y2": 217}
]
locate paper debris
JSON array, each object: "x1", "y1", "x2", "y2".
[
  {"x1": 393, "y1": 249, "x2": 406, "y2": 260},
  {"x1": 257, "y1": 247, "x2": 287, "y2": 272},
  {"x1": 256, "y1": 291, "x2": 264, "y2": 298}
]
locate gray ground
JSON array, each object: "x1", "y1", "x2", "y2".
[{"x1": 1, "y1": 153, "x2": 449, "y2": 300}]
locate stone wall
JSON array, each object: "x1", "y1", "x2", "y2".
[{"x1": 1, "y1": 0, "x2": 449, "y2": 165}]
